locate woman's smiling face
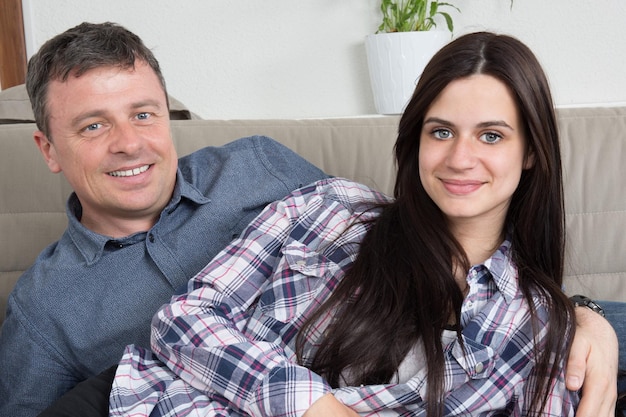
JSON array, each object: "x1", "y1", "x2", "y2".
[{"x1": 419, "y1": 74, "x2": 532, "y2": 233}]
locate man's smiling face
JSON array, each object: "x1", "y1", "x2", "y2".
[{"x1": 34, "y1": 61, "x2": 178, "y2": 237}]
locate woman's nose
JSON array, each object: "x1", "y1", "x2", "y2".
[{"x1": 446, "y1": 136, "x2": 477, "y2": 170}]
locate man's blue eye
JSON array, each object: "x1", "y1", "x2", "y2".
[{"x1": 137, "y1": 112, "x2": 150, "y2": 120}]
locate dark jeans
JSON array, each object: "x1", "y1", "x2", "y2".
[{"x1": 37, "y1": 365, "x2": 116, "y2": 417}]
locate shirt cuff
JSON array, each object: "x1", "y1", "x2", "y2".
[{"x1": 246, "y1": 364, "x2": 331, "y2": 417}]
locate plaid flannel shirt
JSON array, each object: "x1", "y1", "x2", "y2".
[{"x1": 109, "y1": 178, "x2": 578, "y2": 416}]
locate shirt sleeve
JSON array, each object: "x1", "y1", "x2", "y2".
[
  {"x1": 150, "y1": 181, "x2": 341, "y2": 417},
  {"x1": 252, "y1": 135, "x2": 330, "y2": 191},
  {"x1": 0, "y1": 296, "x2": 80, "y2": 417},
  {"x1": 516, "y1": 362, "x2": 578, "y2": 417},
  {"x1": 516, "y1": 303, "x2": 578, "y2": 417}
]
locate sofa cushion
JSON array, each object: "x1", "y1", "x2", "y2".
[
  {"x1": 0, "y1": 85, "x2": 33, "y2": 124},
  {"x1": 558, "y1": 107, "x2": 626, "y2": 300}
]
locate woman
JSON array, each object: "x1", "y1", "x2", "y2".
[
  {"x1": 298, "y1": 31, "x2": 574, "y2": 416},
  {"x1": 110, "y1": 32, "x2": 578, "y2": 416}
]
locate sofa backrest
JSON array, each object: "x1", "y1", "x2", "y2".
[
  {"x1": 1, "y1": 108, "x2": 625, "y2": 326},
  {"x1": 558, "y1": 107, "x2": 626, "y2": 300}
]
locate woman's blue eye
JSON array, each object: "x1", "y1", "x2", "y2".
[
  {"x1": 433, "y1": 129, "x2": 452, "y2": 139},
  {"x1": 481, "y1": 132, "x2": 502, "y2": 144}
]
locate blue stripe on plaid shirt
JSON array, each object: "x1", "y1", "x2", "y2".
[{"x1": 109, "y1": 177, "x2": 578, "y2": 416}]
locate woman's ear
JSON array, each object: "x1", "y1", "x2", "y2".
[
  {"x1": 34, "y1": 131, "x2": 62, "y2": 173},
  {"x1": 524, "y1": 150, "x2": 535, "y2": 170}
]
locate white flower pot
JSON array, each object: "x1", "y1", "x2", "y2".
[{"x1": 365, "y1": 31, "x2": 450, "y2": 115}]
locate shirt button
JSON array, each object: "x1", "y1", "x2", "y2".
[
  {"x1": 148, "y1": 233, "x2": 155, "y2": 243},
  {"x1": 474, "y1": 362, "x2": 484, "y2": 373}
]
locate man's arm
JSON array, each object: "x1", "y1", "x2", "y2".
[
  {"x1": 567, "y1": 306, "x2": 618, "y2": 417},
  {"x1": 256, "y1": 136, "x2": 330, "y2": 191},
  {"x1": 0, "y1": 300, "x2": 79, "y2": 416}
]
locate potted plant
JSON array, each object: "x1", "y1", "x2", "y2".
[
  {"x1": 377, "y1": 0, "x2": 459, "y2": 33},
  {"x1": 365, "y1": 0, "x2": 460, "y2": 114}
]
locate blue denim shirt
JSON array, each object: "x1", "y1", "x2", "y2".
[{"x1": 0, "y1": 136, "x2": 327, "y2": 416}]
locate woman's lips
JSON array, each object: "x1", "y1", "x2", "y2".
[{"x1": 441, "y1": 179, "x2": 484, "y2": 195}]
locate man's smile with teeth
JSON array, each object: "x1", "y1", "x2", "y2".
[{"x1": 108, "y1": 164, "x2": 150, "y2": 177}]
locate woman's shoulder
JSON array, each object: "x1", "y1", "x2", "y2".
[
  {"x1": 268, "y1": 178, "x2": 392, "y2": 234},
  {"x1": 292, "y1": 177, "x2": 392, "y2": 207}
]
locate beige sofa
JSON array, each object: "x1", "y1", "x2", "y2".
[{"x1": 1, "y1": 92, "x2": 626, "y2": 325}]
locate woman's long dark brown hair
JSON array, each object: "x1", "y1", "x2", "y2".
[{"x1": 296, "y1": 32, "x2": 574, "y2": 416}]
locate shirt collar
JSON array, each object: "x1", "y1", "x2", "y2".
[
  {"x1": 66, "y1": 168, "x2": 211, "y2": 265},
  {"x1": 166, "y1": 169, "x2": 211, "y2": 208},
  {"x1": 479, "y1": 238, "x2": 518, "y2": 304}
]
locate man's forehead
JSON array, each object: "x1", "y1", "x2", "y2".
[
  {"x1": 45, "y1": 64, "x2": 167, "y2": 125},
  {"x1": 47, "y1": 63, "x2": 163, "y2": 98}
]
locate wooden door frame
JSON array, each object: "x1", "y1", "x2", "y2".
[{"x1": 0, "y1": 0, "x2": 27, "y2": 89}]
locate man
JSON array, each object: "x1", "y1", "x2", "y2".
[
  {"x1": 0, "y1": 22, "x2": 326, "y2": 416},
  {"x1": 0, "y1": 22, "x2": 619, "y2": 417}
]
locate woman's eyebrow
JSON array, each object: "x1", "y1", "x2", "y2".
[
  {"x1": 423, "y1": 117, "x2": 514, "y2": 131},
  {"x1": 476, "y1": 120, "x2": 514, "y2": 130},
  {"x1": 423, "y1": 117, "x2": 453, "y2": 126}
]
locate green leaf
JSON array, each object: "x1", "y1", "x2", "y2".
[
  {"x1": 440, "y1": 12, "x2": 454, "y2": 32},
  {"x1": 374, "y1": 0, "x2": 488, "y2": 33}
]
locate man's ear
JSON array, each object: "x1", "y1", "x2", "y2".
[{"x1": 34, "y1": 131, "x2": 62, "y2": 173}]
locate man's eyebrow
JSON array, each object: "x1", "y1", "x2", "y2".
[
  {"x1": 130, "y1": 99, "x2": 163, "y2": 110},
  {"x1": 69, "y1": 100, "x2": 164, "y2": 127},
  {"x1": 70, "y1": 110, "x2": 106, "y2": 128}
]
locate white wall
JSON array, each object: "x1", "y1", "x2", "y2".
[{"x1": 22, "y1": 0, "x2": 626, "y2": 119}]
